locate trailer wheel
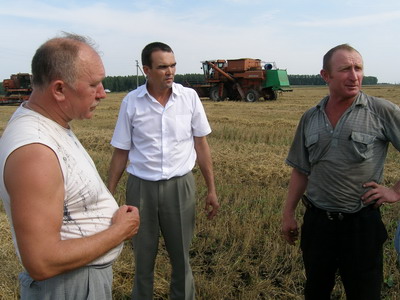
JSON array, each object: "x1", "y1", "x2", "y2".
[
  {"x1": 210, "y1": 86, "x2": 226, "y2": 101},
  {"x1": 263, "y1": 88, "x2": 277, "y2": 101},
  {"x1": 245, "y1": 89, "x2": 260, "y2": 102}
]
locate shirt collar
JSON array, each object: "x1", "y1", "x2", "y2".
[
  {"x1": 137, "y1": 82, "x2": 182, "y2": 99},
  {"x1": 171, "y1": 82, "x2": 182, "y2": 97},
  {"x1": 316, "y1": 91, "x2": 366, "y2": 111}
]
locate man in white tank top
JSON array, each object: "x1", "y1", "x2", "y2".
[{"x1": 0, "y1": 33, "x2": 140, "y2": 300}]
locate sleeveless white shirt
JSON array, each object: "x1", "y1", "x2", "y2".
[{"x1": 0, "y1": 104, "x2": 123, "y2": 265}]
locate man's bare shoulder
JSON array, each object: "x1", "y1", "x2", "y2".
[{"x1": 5, "y1": 143, "x2": 62, "y2": 196}]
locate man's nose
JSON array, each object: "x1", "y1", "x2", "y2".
[
  {"x1": 348, "y1": 68, "x2": 358, "y2": 80},
  {"x1": 97, "y1": 83, "x2": 107, "y2": 99}
]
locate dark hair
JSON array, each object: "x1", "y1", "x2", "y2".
[
  {"x1": 141, "y1": 42, "x2": 173, "y2": 68},
  {"x1": 31, "y1": 32, "x2": 96, "y2": 88},
  {"x1": 322, "y1": 44, "x2": 361, "y2": 72}
]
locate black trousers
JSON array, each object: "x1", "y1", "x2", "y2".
[{"x1": 300, "y1": 205, "x2": 388, "y2": 300}]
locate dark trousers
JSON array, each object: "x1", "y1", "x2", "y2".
[{"x1": 300, "y1": 205, "x2": 387, "y2": 300}]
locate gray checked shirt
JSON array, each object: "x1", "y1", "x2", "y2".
[{"x1": 286, "y1": 91, "x2": 400, "y2": 213}]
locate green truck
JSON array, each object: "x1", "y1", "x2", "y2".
[{"x1": 190, "y1": 58, "x2": 292, "y2": 102}]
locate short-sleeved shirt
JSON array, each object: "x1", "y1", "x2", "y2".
[
  {"x1": 111, "y1": 82, "x2": 211, "y2": 181},
  {"x1": 286, "y1": 91, "x2": 400, "y2": 213}
]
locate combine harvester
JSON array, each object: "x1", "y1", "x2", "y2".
[
  {"x1": 190, "y1": 58, "x2": 292, "y2": 102},
  {"x1": 0, "y1": 73, "x2": 32, "y2": 105}
]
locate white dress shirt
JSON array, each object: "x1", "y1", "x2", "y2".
[{"x1": 111, "y1": 82, "x2": 211, "y2": 181}]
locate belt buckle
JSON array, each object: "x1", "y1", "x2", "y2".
[{"x1": 326, "y1": 211, "x2": 344, "y2": 221}]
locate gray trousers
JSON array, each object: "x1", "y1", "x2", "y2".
[
  {"x1": 19, "y1": 263, "x2": 113, "y2": 300},
  {"x1": 126, "y1": 172, "x2": 196, "y2": 300}
]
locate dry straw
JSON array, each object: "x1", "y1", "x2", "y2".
[{"x1": 1, "y1": 86, "x2": 400, "y2": 299}]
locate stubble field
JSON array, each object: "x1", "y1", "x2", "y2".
[{"x1": 0, "y1": 85, "x2": 400, "y2": 299}]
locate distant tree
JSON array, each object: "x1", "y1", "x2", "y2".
[
  {"x1": 102, "y1": 73, "x2": 378, "y2": 92},
  {"x1": 102, "y1": 75, "x2": 145, "y2": 92},
  {"x1": 174, "y1": 73, "x2": 205, "y2": 85},
  {"x1": 102, "y1": 74, "x2": 205, "y2": 92},
  {"x1": 362, "y1": 76, "x2": 378, "y2": 85},
  {"x1": 287, "y1": 74, "x2": 378, "y2": 85},
  {"x1": 287, "y1": 75, "x2": 325, "y2": 85}
]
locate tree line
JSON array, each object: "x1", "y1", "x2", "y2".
[
  {"x1": 101, "y1": 74, "x2": 203, "y2": 92},
  {"x1": 101, "y1": 74, "x2": 379, "y2": 92},
  {"x1": 0, "y1": 74, "x2": 380, "y2": 95},
  {"x1": 288, "y1": 74, "x2": 378, "y2": 85}
]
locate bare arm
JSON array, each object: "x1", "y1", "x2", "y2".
[
  {"x1": 361, "y1": 180, "x2": 400, "y2": 207},
  {"x1": 5, "y1": 144, "x2": 139, "y2": 281},
  {"x1": 194, "y1": 136, "x2": 219, "y2": 219},
  {"x1": 107, "y1": 148, "x2": 129, "y2": 195},
  {"x1": 281, "y1": 168, "x2": 308, "y2": 245}
]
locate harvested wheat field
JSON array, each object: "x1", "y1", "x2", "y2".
[{"x1": 1, "y1": 85, "x2": 400, "y2": 300}]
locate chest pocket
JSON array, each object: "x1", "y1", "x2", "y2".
[
  {"x1": 305, "y1": 133, "x2": 321, "y2": 164},
  {"x1": 175, "y1": 114, "x2": 192, "y2": 142},
  {"x1": 350, "y1": 131, "x2": 375, "y2": 161}
]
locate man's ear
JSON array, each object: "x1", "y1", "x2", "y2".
[
  {"x1": 143, "y1": 65, "x2": 150, "y2": 76},
  {"x1": 51, "y1": 80, "x2": 66, "y2": 102},
  {"x1": 320, "y1": 69, "x2": 330, "y2": 84}
]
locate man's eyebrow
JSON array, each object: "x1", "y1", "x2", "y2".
[{"x1": 157, "y1": 63, "x2": 177, "y2": 69}]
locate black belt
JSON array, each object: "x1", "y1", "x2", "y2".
[{"x1": 301, "y1": 195, "x2": 376, "y2": 221}]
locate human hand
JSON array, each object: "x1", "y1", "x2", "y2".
[
  {"x1": 112, "y1": 205, "x2": 140, "y2": 240},
  {"x1": 281, "y1": 214, "x2": 299, "y2": 245},
  {"x1": 204, "y1": 193, "x2": 219, "y2": 220},
  {"x1": 361, "y1": 181, "x2": 400, "y2": 207}
]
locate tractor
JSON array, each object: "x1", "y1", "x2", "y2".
[{"x1": 191, "y1": 58, "x2": 292, "y2": 102}]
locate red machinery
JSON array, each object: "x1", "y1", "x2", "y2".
[
  {"x1": 190, "y1": 58, "x2": 292, "y2": 102},
  {"x1": 0, "y1": 73, "x2": 32, "y2": 105}
]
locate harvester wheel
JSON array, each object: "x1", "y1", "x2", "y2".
[
  {"x1": 210, "y1": 86, "x2": 226, "y2": 101},
  {"x1": 245, "y1": 89, "x2": 260, "y2": 102},
  {"x1": 263, "y1": 88, "x2": 277, "y2": 101},
  {"x1": 227, "y1": 90, "x2": 241, "y2": 101}
]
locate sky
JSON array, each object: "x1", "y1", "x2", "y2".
[{"x1": 1, "y1": 0, "x2": 399, "y2": 84}]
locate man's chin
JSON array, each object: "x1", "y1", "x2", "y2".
[
  {"x1": 345, "y1": 86, "x2": 360, "y2": 95},
  {"x1": 83, "y1": 109, "x2": 96, "y2": 120}
]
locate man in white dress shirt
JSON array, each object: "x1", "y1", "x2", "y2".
[{"x1": 107, "y1": 41, "x2": 219, "y2": 300}]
